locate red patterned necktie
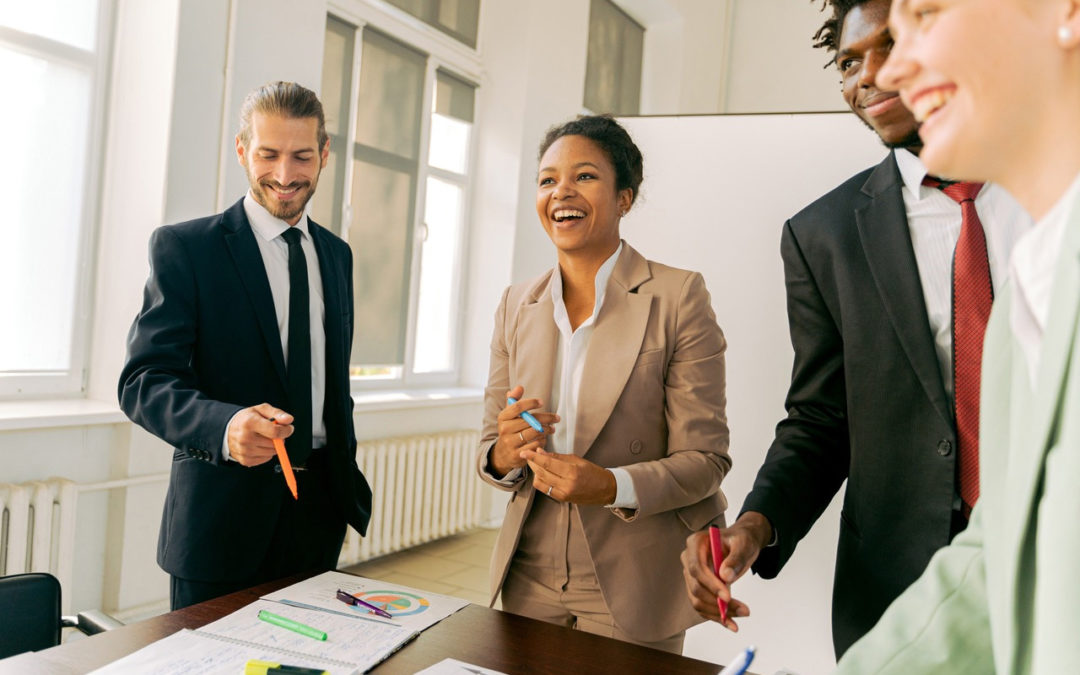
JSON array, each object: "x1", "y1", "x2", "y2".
[{"x1": 926, "y1": 178, "x2": 991, "y2": 517}]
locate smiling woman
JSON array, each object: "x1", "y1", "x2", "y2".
[{"x1": 475, "y1": 115, "x2": 732, "y2": 653}]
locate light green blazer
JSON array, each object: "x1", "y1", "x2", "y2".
[{"x1": 835, "y1": 191, "x2": 1080, "y2": 674}]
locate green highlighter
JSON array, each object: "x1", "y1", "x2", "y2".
[{"x1": 256, "y1": 609, "x2": 328, "y2": 641}]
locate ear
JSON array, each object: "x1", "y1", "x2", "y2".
[
  {"x1": 320, "y1": 138, "x2": 330, "y2": 169},
  {"x1": 1060, "y1": 0, "x2": 1080, "y2": 49},
  {"x1": 617, "y1": 187, "x2": 633, "y2": 216},
  {"x1": 235, "y1": 134, "x2": 246, "y2": 166}
]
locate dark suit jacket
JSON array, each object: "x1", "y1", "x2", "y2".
[
  {"x1": 118, "y1": 198, "x2": 372, "y2": 582},
  {"x1": 740, "y1": 152, "x2": 959, "y2": 657}
]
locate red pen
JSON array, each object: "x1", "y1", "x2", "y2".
[{"x1": 708, "y1": 525, "x2": 729, "y2": 624}]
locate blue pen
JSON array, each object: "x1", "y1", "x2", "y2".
[
  {"x1": 718, "y1": 645, "x2": 756, "y2": 675},
  {"x1": 507, "y1": 396, "x2": 545, "y2": 433}
]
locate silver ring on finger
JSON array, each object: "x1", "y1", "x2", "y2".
[
  {"x1": 546, "y1": 485, "x2": 553, "y2": 497},
  {"x1": 518, "y1": 431, "x2": 526, "y2": 443}
]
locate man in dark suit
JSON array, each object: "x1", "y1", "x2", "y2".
[
  {"x1": 681, "y1": 0, "x2": 1030, "y2": 657},
  {"x1": 119, "y1": 82, "x2": 372, "y2": 610}
]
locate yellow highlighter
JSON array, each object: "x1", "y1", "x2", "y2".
[{"x1": 244, "y1": 659, "x2": 328, "y2": 675}]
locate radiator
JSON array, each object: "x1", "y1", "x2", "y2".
[
  {"x1": 339, "y1": 429, "x2": 482, "y2": 565},
  {"x1": 0, "y1": 479, "x2": 78, "y2": 610}
]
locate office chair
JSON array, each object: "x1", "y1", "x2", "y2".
[{"x1": 0, "y1": 572, "x2": 124, "y2": 659}]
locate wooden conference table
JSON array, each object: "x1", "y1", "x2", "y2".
[{"x1": 20, "y1": 573, "x2": 739, "y2": 674}]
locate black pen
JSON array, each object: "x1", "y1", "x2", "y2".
[{"x1": 335, "y1": 588, "x2": 394, "y2": 619}]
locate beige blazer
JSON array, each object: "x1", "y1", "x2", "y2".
[{"x1": 476, "y1": 242, "x2": 731, "y2": 642}]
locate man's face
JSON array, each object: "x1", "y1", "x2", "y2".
[
  {"x1": 878, "y1": 0, "x2": 1059, "y2": 182},
  {"x1": 838, "y1": 0, "x2": 921, "y2": 149},
  {"x1": 236, "y1": 112, "x2": 328, "y2": 225}
]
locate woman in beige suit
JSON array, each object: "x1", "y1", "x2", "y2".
[{"x1": 476, "y1": 115, "x2": 730, "y2": 653}]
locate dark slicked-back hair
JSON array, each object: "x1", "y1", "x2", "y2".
[
  {"x1": 238, "y1": 81, "x2": 328, "y2": 150},
  {"x1": 812, "y1": 0, "x2": 866, "y2": 56},
  {"x1": 538, "y1": 114, "x2": 644, "y2": 206}
]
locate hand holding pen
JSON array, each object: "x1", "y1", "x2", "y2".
[{"x1": 489, "y1": 385, "x2": 560, "y2": 478}]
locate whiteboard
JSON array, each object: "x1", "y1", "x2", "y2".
[{"x1": 617, "y1": 113, "x2": 887, "y2": 674}]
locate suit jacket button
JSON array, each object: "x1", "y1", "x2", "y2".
[
  {"x1": 937, "y1": 440, "x2": 952, "y2": 456},
  {"x1": 629, "y1": 439, "x2": 643, "y2": 454}
]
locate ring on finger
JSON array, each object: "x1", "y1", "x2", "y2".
[{"x1": 518, "y1": 431, "x2": 526, "y2": 443}]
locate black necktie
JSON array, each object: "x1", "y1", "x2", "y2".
[{"x1": 282, "y1": 227, "x2": 312, "y2": 465}]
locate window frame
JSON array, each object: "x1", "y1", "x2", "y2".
[
  {"x1": 328, "y1": 0, "x2": 482, "y2": 391},
  {"x1": 0, "y1": 1, "x2": 114, "y2": 399}
]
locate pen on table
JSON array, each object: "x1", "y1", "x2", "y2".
[
  {"x1": 335, "y1": 588, "x2": 394, "y2": 619},
  {"x1": 506, "y1": 396, "x2": 544, "y2": 433},
  {"x1": 709, "y1": 524, "x2": 729, "y2": 623},
  {"x1": 244, "y1": 659, "x2": 328, "y2": 675},
  {"x1": 717, "y1": 645, "x2": 756, "y2": 675},
  {"x1": 257, "y1": 609, "x2": 327, "y2": 641},
  {"x1": 269, "y1": 417, "x2": 299, "y2": 500}
]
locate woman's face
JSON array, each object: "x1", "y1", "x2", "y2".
[
  {"x1": 878, "y1": 0, "x2": 1068, "y2": 183},
  {"x1": 536, "y1": 134, "x2": 632, "y2": 258}
]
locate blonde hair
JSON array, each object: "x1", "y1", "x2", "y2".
[{"x1": 237, "y1": 81, "x2": 328, "y2": 150}]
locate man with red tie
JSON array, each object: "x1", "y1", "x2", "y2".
[{"x1": 681, "y1": 0, "x2": 1031, "y2": 657}]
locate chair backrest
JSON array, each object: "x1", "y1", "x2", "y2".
[{"x1": 0, "y1": 572, "x2": 62, "y2": 658}]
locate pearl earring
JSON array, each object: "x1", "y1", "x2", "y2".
[{"x1": 1059, "y1": 25, "x2": 1075, "y2": 45}]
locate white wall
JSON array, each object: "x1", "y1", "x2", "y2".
[
  {"x1": 618, "y1": 113, "x2": 887, "y2": 674},
  {"x1": 724, "y1": 0, "x2": 845, "y2": 113}
]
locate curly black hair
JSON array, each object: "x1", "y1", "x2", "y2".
[
  {"x1": 811, "y1": 0, "x2": 867, "y2": 56},
  {"x1": 537, "y1": 114, "x2": 644, "y2": 206}
]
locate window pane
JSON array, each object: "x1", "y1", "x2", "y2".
[
  {"x1": 384, "y1": 0, "x2": 480, "y2": 49},
  {"x1": 428, "y1": 114, "x2": 471, "y2": 174},
  {"x1": 413, "y1": 177, "x2": 463, "y2": 373},
  {"x1": 434, "y1": 69, "x2": 474, "y2": 122},
  {"x1": 347, "y1": 158, "x2": 416, "y2": 366},
  {"x1": 311, "y1": 16, "x2": 354, "y2": 235},
  {"x1": 0, "y1": 46, "x2": 90, "y2": 371},
  {"x1": 354, "y1": 29, "x2": 426, "y2": 161},
  {"x1": 584, "y1": 0, "x2": 643, "y2": 115},
  {"x1": 0, "y1": 0, "x2": 99, "y2": 50}
]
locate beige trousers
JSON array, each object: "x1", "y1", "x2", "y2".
[{"x1": 500, "y1": 494, "x2": 685, "y2": 654}]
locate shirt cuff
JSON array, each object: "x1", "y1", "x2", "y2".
[
  {"x1": 221, "y1": 410, "x2": 244, "y2": 463},
  {"x1": 607, "y1": 467, "x2": 639, "y2": 510}
]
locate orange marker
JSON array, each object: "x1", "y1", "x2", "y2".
[{"x1": 270, "y1": 418, "x2": 299, "y2": 500}]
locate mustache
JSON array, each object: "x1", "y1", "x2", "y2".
[{"x1": 262, "y1": 180, "x2": 309, "y2": 190}]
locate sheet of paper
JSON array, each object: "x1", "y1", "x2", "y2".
[
  {"x1": 414, "y1": 658, "x2": 508, "y2": 674},
  {"x1": 262, "y1": 570, "x2": 470, "y2": 633},
  {"x1": 199, "y1": 598, "x2": 416, "y2": 671},
  {"x1": 87, "y1": 628, "x2": 354, "y2": 675}
]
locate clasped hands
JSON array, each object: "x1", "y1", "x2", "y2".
[
  {"x1": 681, "y1": 511, "x2": 774, "y2": 632},
  {"x1": 491, "y1": 386, "x2": 617, "y2": 506}
]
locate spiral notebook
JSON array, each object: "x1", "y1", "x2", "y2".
[{"x1": 89, "y1": 599, "x2": 418, "y2": 675}]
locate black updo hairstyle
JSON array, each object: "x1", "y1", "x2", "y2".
[{"x1": 537, "y1": 114, "x2": 644, "y2": 207}]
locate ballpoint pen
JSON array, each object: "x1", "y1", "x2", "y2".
[
  {"x1": 507, "y1": 396, "x2": 545, "y2": 433},
  {"x1": 336, "y1": 588, "x2": 394, "y2": 619},
  {"x1": 709, "y1": 525, "x2": 728, "y2": 623}
]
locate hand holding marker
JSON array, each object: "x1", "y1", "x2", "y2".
[{"x1": 507, "y1": 397, "x2": 545, "y2": 433}]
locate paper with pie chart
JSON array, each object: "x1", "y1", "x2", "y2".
[{"x1": 262, "y1": 570, "x2": 469, "y2": 633}]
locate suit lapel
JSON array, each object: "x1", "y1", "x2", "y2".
[
  {"x1": 1010, "y1": 193, "x2": 1080, "y2": 556},
  {"x1": 222, "y1": 199, "x2": 288, "y2": 390},
  {"x1": 515, "y1": 274, "x2": 559, "y2": 406},
  {"x1": 573, "y1": 245, "x2": 652, "y2": 457},
  {"x1": 310, "y1": 220, "x2": 345, "y2": 405},
  {"x1": 856, "y1": 153, "x2": 953, "y2": 427}
]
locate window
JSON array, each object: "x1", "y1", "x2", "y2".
[
  {"x1": 0, "y1": 1, "x2": 111, "y2": 397},
  {"x1": 584, "y1": 0, "x2": 644, "y2": 115},
  {"x1": 383, "y1": 0, "x2": 480, "y2": 49},
  {"x1": 314, "y1": 13, "x2": 477, "y2": 387}
]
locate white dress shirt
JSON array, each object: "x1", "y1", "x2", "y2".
[
  {"x1": 1009, "y1": 172, "x2": 1080, "y2": 387},
  {"x1": 494, "y1": 243, "x2": 638, "y2": 509},
  {"x1": 894, "y1": 149, "x2": 1033, "y2": 404},
  {"x1": 222, "y1": 193, "x2": 328, "y2": 460}
]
